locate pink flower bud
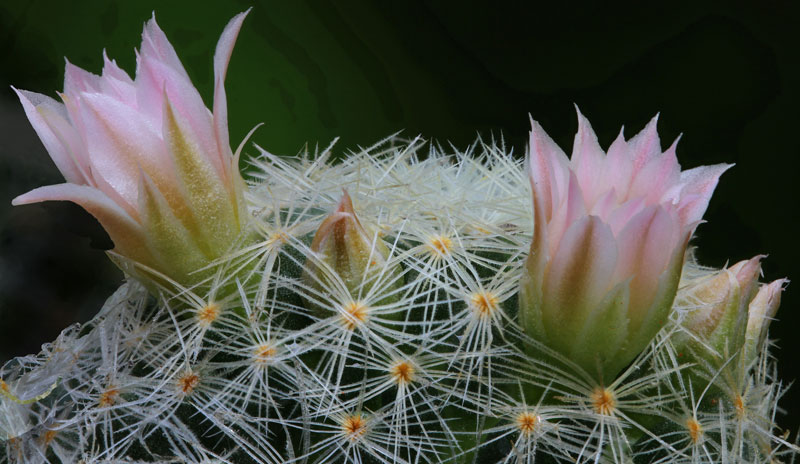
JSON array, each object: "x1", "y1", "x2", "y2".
[
  {"x1": 520, "y1": 109, "x2": 730, "y2": 382},
  {"x1": 12, "y1": 12, "x2": 250, "y2": 286}
]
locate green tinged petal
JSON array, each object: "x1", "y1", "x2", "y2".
[
  {"x1": 163, "y1": 96, "x2": 240, "y2": 258},
  {"x1": 139, "y1": 171, "x2": 207, "y2": 282}
]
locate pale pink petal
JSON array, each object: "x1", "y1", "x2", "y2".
[
  {"x1": 12, "y1": 183, "x2": 151, "y2": 263},
  {"x1": 160, "y1": 77, "x2": 218, "y2": 166},
  {"x1": 78, "y1": 92, "x2": 171, "y2": 206},
  {"x1": 212, "y1": 10, "x2": 250, "y2": 187},
  {"x1": 99, "y1": 51, "x2": 136, "y2": 105},
  {"x1": 134, "y1": 55, "x2": 220, "y2": 176},
  {"x1": 605, "y1": 196, "x2": 646, "y2": 236},
  {"x1": 630, "y1": 236, "x2": 686, "y2": 345},
  {"x1": 628, "y1": 135, "x2": 682, "y2": 205},
  {"x1": 132, "y1": 48, "x2": 162, "y2": 126},
  {"x1": 139, "y1": 14, "x2": 190, "y2": 80},
  {"x1": 63, "y1": 60, "x2": 101, "y2": 94},
  {"x1": 588, "y1": 188, "x2": 617, "y2": 218},
  {"x1": 732, "y1": 256, "x2": 763, "y2": 281},
  {"x1": 135, "y1": 51, "x2": 210, "y2": 133},
  {"x1": 528, "y1": 118, "x2": 570, "y2": 221},
  {"x1": 604, "y1": 128, "x2": 634, "y2": 200},
  {"x1": 213, "y1": 10, "x2": 250, "y2": 92},
  {"x1": 612, "y1": 205, "x2": 679, "y2": 329},
  {"x1": 60, "y1": 89, "x2": 89, "y2": 139},
  {"x1": 36, "y1": 103, "x2": 96, "y2": 185},
  {"x1": 627, "y1": 114, "x2": 661, "y2": 172},
  {"x1": 14, "y1": 88, "x2": 84, "y2": 184},
  {"x1": 87, "y1": 164, "x2": 140, "y2": 221},
  {"x1": 546, "y1": 172, "x2": 587, "y2": 259},
  {"x1": 543, "y1": 215, "x2": 618, "y2": 336},
  {"x1": 674, "y1": 163, "x2": 732, "y2": 226},
  {"x1": 571, "y1": 107, "x2": 606, "y2": 202},
  {"x1": 101, "y1": 51, "x2": 134, "y2": 84}
]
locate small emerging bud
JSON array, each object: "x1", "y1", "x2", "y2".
[
  {"x1": 680, "y1": 256, "x2": 762, "y2": 361},
  {"x1": 303, "y1": 191, "x2": 401, "y2": 314},
  {"x1": 743, "y1": 278, "x2": 786, "y2": 365}
]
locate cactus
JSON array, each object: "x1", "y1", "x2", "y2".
[
  {"x1": 2, "y1": 12, "x2": 798, "y2": 464},
  {"x1": 1, "y1": 136, "x2": 797, "y2": 463}
]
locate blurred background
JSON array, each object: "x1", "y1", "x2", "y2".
[{"x1": 1, "y1": 0, "x2": 798, "y2": 433}]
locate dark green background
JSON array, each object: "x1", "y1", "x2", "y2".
[{"x1": 1, "y1": 0, "x2": 798, "y2": 434}]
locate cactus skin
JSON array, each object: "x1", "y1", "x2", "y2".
[{"x1": 0, "y1": 136, "x2": 797, "y2": 464}]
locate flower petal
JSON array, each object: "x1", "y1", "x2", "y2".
[
  {"x1": 571, "y1": 107, "x2": 606, "y2": 204},
  {"x1": 12, "y1": 183, "x2": 151, "y2": 264},
  {"x1": 135, "y1": 50, "x2": 215, "y2": 156},
  {"x1": 571, "y1": 281, "x2": 631, "y2": 382},
  {"x1": 613, "y1": 205, "x2": 679, "y2": 329},
  {"x1": 139, "y1": 14, "x2": 191, "y2": 80},
  {"x1": 542, "y1": 215, "x2": 618, "y2": 342},
  {"x1": 611, "y1": 115, "x2": 662, "y2": 202},
  {"x1": 64, "y1": 60, "x2": 101, "y2": 94},
  {"x1": 604, "y1": 128, "x2": 635, "y2": 201},
  {"x1": 546, "y1": 172, "x2": 586, "y2": 259},
  {"x1": 78, "y1": 92, "x2": 173, "y2": 208},
  {"x1": 630, "y1": 232, "x2": 687, "y2": 350},
  {"x1": 673, "y1": 163, "x2": 732, "y2": 225},
  {"x1": 605, "y1": 196, "x2": 647, "y2": 236},
  {"x1": 163, "y1": 94, "x2": 239, "y2": 255},
  {"x1": 13, "y1": 88, "x2": 84, "y2": 184},
  {"x1": 629, "y1": 135, "x2": 682, "y2": 205},
  {"x1": 212, "y1": 10, "x2": 250, "y2": 188},
  {"x1": 99, "y1": 51, "x2": 136, "y2": 105},
  {"x1": 628, "y1": 114, "x2": 661, "y2": 172},
  {"x1": 528, "y1": 118, "x2": 570, "y2": 221},
  {"x1": 138, "y1": 171, "x2": 208, "y2": 282}
]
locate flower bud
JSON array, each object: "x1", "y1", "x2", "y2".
[
  {"x1": 679, "y1": 257, "x2": 762, "y2": 361},
  {"x1": 520, "y1": 110, "x2": 729, "y2": 383},
  {"x1": 12, "y1": 12, "x2": 251, "y2": 288},
  {"x1": 743, "y1": 278, "x2": 786, "y2": 365},
  {"x1": 303, "y1": 191, "x2": 401, "y2": 313}
]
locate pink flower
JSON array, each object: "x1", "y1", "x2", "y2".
[
  {"x1": 12, "y1": 12, "x2": 250, "y2": 286},
  {"x1": 519, "y1": 109, "x2": 730, "y2": 382}
]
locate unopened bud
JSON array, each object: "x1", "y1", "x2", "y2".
[
  {"x1": 680, "y1": 256, "x2": 762, "y2": 360},
  {"x1": 743, "y1": 278, "x2": 786, "y2": 365},
  {"x1": 303, "y1": 191, "x2": 401, "y2": 314}
]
